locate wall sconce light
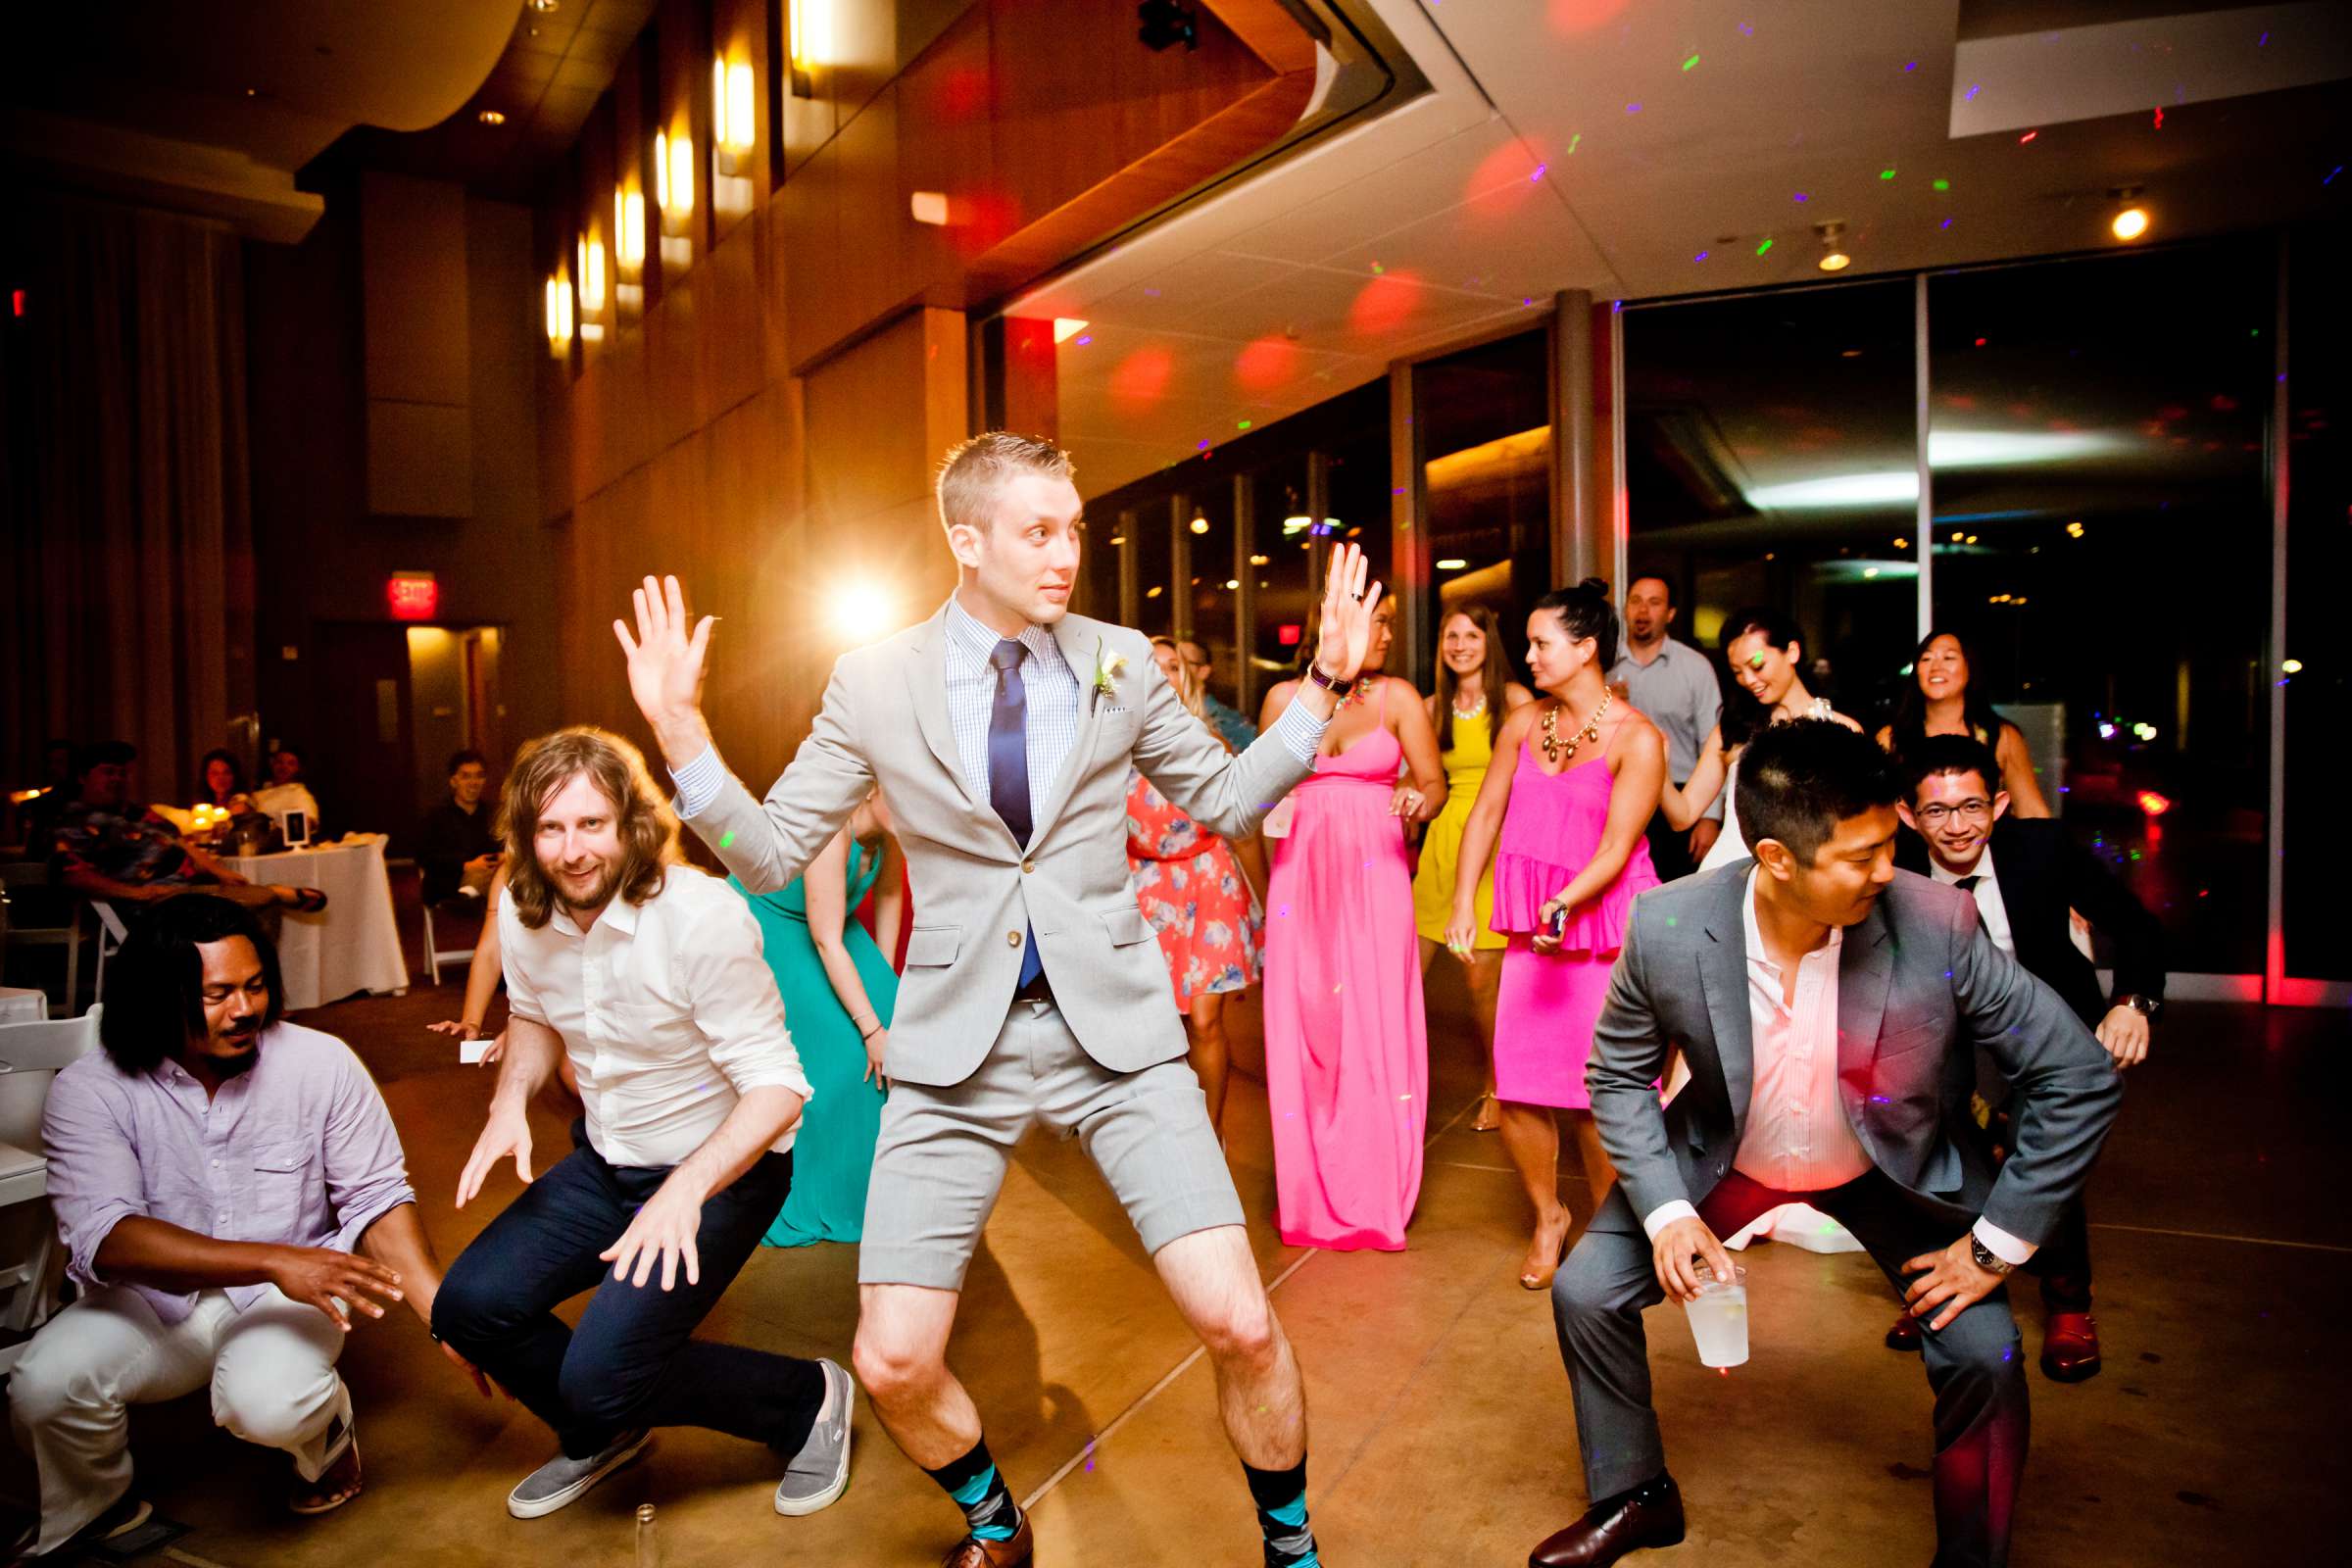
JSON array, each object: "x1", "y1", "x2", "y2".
[
  {"x1": 657, "y1": 129, "x2": 695, "y2": 235},
  {"x1": 2109, "y1": 185, "x2": 2150, "y2": 241},
  {"x1": 576, "y1": 236, "x2": 606, "y2": 312},
  {"x1": 613, "y1": 188, "x2": 647, "y2": 270},
  {"x1": 713, "y1": 57, "x2": 756, "y2": 175},
  {"x1": 544, "y1": 274, "x2": 572, "y2": 357},
  {"x1": 909, "y1": 190, "x2": 951, "y2": 225},
  {"x1": 788, "y1": 1, "x2": 824, "y2": 96}
]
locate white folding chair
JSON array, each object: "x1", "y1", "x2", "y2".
[
  {"x1": 420, "y1": 899, "x2": 480, "y2": 987},
  {"x1": 0, "y1": 1004, "x2": 105, "y2": 1366},
  {"x1": 87, "y1": 901, "x2": 129, "y2": 1006},
  {"x1": 0, "y1": 860, "x2": 80, "y2": 1013}
]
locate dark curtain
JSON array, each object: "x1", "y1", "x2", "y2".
[{"x1": 2, "y1": 191, "x2": 255, "y2": 807}]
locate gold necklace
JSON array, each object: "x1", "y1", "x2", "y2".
[{"x1": 1541, "y1": 690, "x2": 1611, "y2": 766}]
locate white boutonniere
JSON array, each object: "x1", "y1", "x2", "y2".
[{"x1": 1093, "y1": 638, "x2": 1127, "y2": 702}]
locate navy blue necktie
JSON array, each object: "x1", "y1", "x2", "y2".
[{"x1": 988, "y1": 638, "x2": 1043, "y2": 988}]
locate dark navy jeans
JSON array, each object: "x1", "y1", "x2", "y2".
[{"x1": 434, "y1": 1122, "x2": 823, "y2": 1459}]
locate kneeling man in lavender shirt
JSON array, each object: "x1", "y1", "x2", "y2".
[{"x1": 7, "y1": 896, "x2": 482, "y2": 1562}]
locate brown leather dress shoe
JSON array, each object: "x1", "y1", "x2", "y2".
[
  {"x1": 2040, "y1": 1310, "x2": 2102, "y2": 1382},
  {"x1": 940, "y1": 1518, "x2": 1034, "y2": 1568},
  {"x1": 1528, "y1": 1475, "x2": 1685, "y2": 1567},
  {"x1": 1886, "y1": 1311, "x2": 1922, "y2": 1351}
]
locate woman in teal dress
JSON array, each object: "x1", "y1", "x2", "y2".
[{"x1": 730, "y1": 791, "x2": 904, "y2": 1247}]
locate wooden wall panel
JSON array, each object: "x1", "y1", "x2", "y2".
[
  {"x1": 805, "y1": 308, "x2": 935, "y2": 530},
  {"x1": 700, "y1": 213, "x2": 766, "y2": 417}
]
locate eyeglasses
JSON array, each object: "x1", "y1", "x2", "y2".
[{"x1": 1915, "y1": 800, "x2": 1992, "y2": 826}]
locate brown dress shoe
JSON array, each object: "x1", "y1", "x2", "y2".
[
  {"x1": 1528, "y1": 1475, "x2": 1685, "y2": 1567},
  {"x1": 2040, "y1": 1310, "x2": 2102, "y2": 1382},
  {"x1": 1886, "y1": 1311, "x2": 1923, "y2": 1351},
  {"x1": 940, "y1": 1518, "x2": 1034, "y2": 1568}
]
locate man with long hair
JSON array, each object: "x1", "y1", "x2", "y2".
[
  {"x1": 7, "y1": 897, "x2": 478, "y2": 1562},
  {"x1": 434, "y1": 726, "x2": 839, "y2": 1525},
  {"x1": 616, "y1": 431, "x2": 1387, "y2": 1567}
]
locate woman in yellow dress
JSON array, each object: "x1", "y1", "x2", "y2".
[{"x1": 1413, "y1": 604, "x2": 1534, "y2": 1132}]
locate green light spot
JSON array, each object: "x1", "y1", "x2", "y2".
[
  {"x1": 1370, "y1": 262, "x2": 1385, "y2": 274},
  {"x1": 1237, "y1": 419, "x2": 1252, "y2": 431},
  {"x1": 1933, "y1": 178, "x2": 1949, "y2": 191},
  {"x1": 719, "y1": 830, "x2": 737, "y2": 850},
  {"x1": 1664, "y1": 915, "x2": 1679, "y2": 927},
  {"x1": 1682, "y1": 54, "x2": 1699, "y2": 72},
  {"x1": 1880, "y1": 168, "x2": 1897, "y2": 180},
  {"x1": 1755, "y1": 238, "x2": 1773, "y2": 256}
]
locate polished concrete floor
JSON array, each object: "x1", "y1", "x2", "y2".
[{"x1": 4, "y1": 951, "x2": 2346, "y2": 1565}]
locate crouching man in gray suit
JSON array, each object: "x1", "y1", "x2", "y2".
[
  {"x1": 1530, "y1": 720, "x2": 2121, "y2": 1568},
  {"x1": 614, "y1": 434, "x2": 1389, "y2": 1568}
]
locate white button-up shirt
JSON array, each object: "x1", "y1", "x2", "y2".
[
  {"x1": 1930, "y1": 847, "x2": 2014, "y2": 956},
  {"x1": 500, "y1": 864, "x2": 811, "y2": 1169},
  {"x1": 1731, "y1": 869, "x2": 1873, "y2": 1194}
]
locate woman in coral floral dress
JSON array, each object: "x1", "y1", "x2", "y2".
[{"x1": 1125, "y1": 640, "x2": 1264, "y2": 1138}]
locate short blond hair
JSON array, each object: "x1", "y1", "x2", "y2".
[{"x1": 936, "y1": 431, "x2": 1076, "y2": 539}]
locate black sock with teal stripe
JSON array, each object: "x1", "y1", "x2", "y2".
[
  {"x1": 1244, "y1": 1456, "x2": 1318, "y2": 1567},
  {"x1": 925, "y1": 1438, "x2": 1021, "y2": 1543}
]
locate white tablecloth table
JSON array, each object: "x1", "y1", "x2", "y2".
[
  {"x1": 221, "y1": 837, "x2": 409, "y2": 1011},
  {"x1": 0, "y1": 988, "x2": 46, "y2": 1024}
]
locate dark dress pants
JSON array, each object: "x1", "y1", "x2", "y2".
[
  {"x1": 1642, "y1": 804, "x2": 1695, "y2": 883},
  {"x1": 434, "y1": 1122, "x2": 825, "y2": 1459},
  {"x1": 1552, "y1": 1169, "x2": 2029, "y2": 1568}
]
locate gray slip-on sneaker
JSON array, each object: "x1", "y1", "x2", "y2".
[
  {"x1": 773, "y1": 1358, "x2": 854, "y2": 1516},
  {"x1": 506, "y1": 1428, "x2": 652, "y2": 1520}
]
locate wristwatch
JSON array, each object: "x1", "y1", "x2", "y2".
[
  {"x1": 1969, "y1": 1235, "x2": 2015, "y2": 1276},
  {"x1": 2116, "y1": 993, "x2": 2163, "y2": 1023},
  {"x1": 1304, "y1": 665, "x2": 1357, "y2": 700}
]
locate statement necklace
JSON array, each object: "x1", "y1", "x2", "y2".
[
  {"x1": 1541, "y1": 690, "x2": 1611, "y2": 766},
  {"x1": 1451, "y1": 693, "x2": 1487, "y2": 720}
]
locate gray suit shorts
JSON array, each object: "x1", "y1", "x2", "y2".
[{"x1": 858, "y1": 998, "x2": 1245, "y2": 1290}]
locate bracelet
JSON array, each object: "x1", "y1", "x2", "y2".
[
  {"x1": 1304, "y1": 665, "x2": 1356, "y2": 699},
  {"x1": 858, "y1": 1021, "x2": 884, "y2": 1040}
]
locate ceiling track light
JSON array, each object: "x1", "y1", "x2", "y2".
[
  {"x1": 2109, "y1": 185, "x2": 2150, "y2": 242},
  {"x1": 1815, "y1": 220, "x2": 1851, "y2": 272}
]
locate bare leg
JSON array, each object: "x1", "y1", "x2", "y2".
[
  {"x1": 1152, "y1": 1226, "x2": 1305, "y2": 1468},
  {"x1": 1465, "y1": 950, "x2": 1503, "y2": 1129},
  {"x1": 1565, "y1": 1110, "x2": 1617, "y2": 1216},
  {"x1": 1188, "y1": 992, "x2": 1232, "y2": 1138},
  {"x1": 850, "y1": 1284, "x2": 980, "y2": 1469},
  {"x1": 1496, "y1": 1101, "x2": 1569, "y2": 1289}
]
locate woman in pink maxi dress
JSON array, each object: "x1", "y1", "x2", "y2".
[
  {"x1": 1259, "y1": 615, "x2": 1447, "y2": 1250},
  {"x1": 1448, "y1": 580, "x2": 1666, "y2": 1290}
]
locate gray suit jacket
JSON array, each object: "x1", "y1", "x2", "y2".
[
  {"x1": 687, "y1": 602, "x2": 1313, "y2": 1087},
  {"x1": 1587, "y1": 861, "x2": 2122, "y2": 1248}
]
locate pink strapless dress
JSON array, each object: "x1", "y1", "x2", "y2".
[
  {"x1": 1263, "y1": 697, "x2": 1427, "y2": 1250},
  {"x1": 1491, "y1": 743, "x2": 1659, "y2": 1109}
]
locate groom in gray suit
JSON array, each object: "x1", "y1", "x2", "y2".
[
  {"x1": 614, "y1": 433, "x2": 1386, "y2": 1568},
  {"x1": 1529, "y1": 719, "x2": 2121, "y2": 1568}
]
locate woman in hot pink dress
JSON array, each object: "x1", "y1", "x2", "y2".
[
  {"x1": 1449, "y1": 580, "x2": 1664, "y2": 1290},
  {"x1": 1258, "y1": 602, "x2": 1446, "y2": 1250}
]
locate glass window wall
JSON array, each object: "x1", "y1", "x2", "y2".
[{"x1": 1415, "y1": 332, "x2": 1552, "y2": 679}]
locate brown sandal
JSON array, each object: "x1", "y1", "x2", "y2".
[{"x1": 288, "y1": 1438, "x2": 363, "y2": 1516}]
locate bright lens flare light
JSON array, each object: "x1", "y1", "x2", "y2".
[
  {"x1": 1052, "y1": 318, "x2": 1089, "y2": 345},
  {"x1": 2111, "y1": 206, "x2": 2150, "y2": 241},
  {"x1": 830, "y1": 582, "x2": 896, "y2": 645},
  {"x1": 2136, "y1": 790, "x2": 2172, "y2": 817}
]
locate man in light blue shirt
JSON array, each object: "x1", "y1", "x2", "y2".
[
  {"x1": 623, "y1": 433, "x2": 1386, "y2": 1568},
  {"x1": 1608, "y1": 576, "x2": 1723, "y2": 879}
]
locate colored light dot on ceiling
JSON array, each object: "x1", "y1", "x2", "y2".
[
  {"x1": 1903, "y1": 61, "x2": 1919, "y2": 73},
  {"x1": 1074, "y1": 335, "x2": 1092, "y2": 346},
  {"x1": 1370, "y1": 262, "x2": 1384, "y2": 274},
  {"x1": 1521, "y1": 296, "x2": 1536, "y2": 306},
  {"x1": 1626, "y1": 102, "x2": 1642, "y2": 114},
  {"x1": 1792, "y1": 191, "x2": 1808, "y2": 203},
  {"x1": 1755, "y1": 238, "x2": 1773, "y2": 255},
  {"x1": 1939, "y1": 218, "x2": 1954, "y2": 229},
  {"x1": 1880, "y1": 168, "x2": 1896, "y2": 180},
  {"x1": 1568, "y1": 133, "x2": 1581, "y2": 153},
  {"x1": 1964, "y1": 83, "x2": 1982, "y2": 102},
  {"x1": 1933, "y1": 178, "x2": 1949, "y2": 191},
  {"x1": 2019, "y1": 129, "x2": 2038, "y2": 143},
  {"x1": 1196, "y1": 439, "x2": 1211, "y2": 450},
  {"x1": 1682, "y1": 54, "x2": 1699, "y2": 72},
  {"x1": 1693, "y1": 250, "x2": 1709, "y2": 262},
  {"x1": 1529, "y1": 163, "x2": 1547, "y2": 181},
  {"x1": 1237, "y1": 419, "x2": 1252, "y2": 430}
]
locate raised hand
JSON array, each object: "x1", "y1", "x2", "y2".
[
  {"x1": 1312, "y1": 542, "x2": 1386, "y2": 683},
  {"x1": 612, "y1": 574, "x2": 715, "y2": 760}
]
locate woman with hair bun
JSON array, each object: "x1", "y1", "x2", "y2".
[{"x1": 1447, "y1": 580, "x2": 1664, "y2": 1292}]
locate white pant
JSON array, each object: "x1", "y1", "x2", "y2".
[{"x1": 7, "y1": 1285, "x2": 350, "y2": 1553}]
